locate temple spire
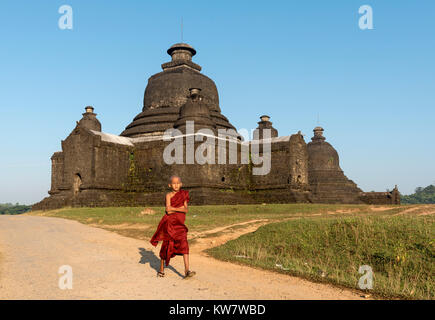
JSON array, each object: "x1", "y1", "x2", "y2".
[
  {"x1": 311, "y1": 126, "x2": 326, "y2": 142},
  {"x1": 161, "y1": 43, "x2": 201, "y2": 71}
]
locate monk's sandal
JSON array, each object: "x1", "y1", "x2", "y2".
[
  {"x1": 184, "y1": 270, "x2": 196, "y2": 279},
  {"x1": 157, "y1": 271, "x2": 165, "y2": 277}
]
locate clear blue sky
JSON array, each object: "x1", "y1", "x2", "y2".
[{"x1": 1, "y1": 1, "x2": 434, "y2": 204}]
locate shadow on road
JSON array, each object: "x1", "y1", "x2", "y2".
[{"x1": 138, "y1": 247, "x2": 184, "y2": 278}]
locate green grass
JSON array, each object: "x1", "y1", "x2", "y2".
[
  {"x1": 29, "y1": 204, "x2": 404, "y2": 239},
  {"x1": 207, "y1": 214, "x2": 435, "y2": 300}
]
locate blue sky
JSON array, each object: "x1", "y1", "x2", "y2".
[{"x1": 0, "y1": 0, "x2": 434, "y2": 204}]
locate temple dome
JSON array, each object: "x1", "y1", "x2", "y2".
[
  {"x1": 173, "y1": 88, "x2": 216, "y2": 134},
  {"x1": 121, "y1": 43, "x2": 236, "y2": 137},
  {"x1": 307, "y1": 127, "x2": 340, "y2": 171}
]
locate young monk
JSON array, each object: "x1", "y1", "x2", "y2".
[{"x1": 150, "y1": 176, "x2": 196, "y2": 279}]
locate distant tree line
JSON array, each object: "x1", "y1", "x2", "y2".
[
  {"x1": 401, "y1": 184, "x2": 435, "y2": 204},
  {"x1": 0, "y1": 203, "x2": 31, "y2": 215}
]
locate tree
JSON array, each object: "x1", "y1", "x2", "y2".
[
  {"x1": 0, "y1": 203, "x2": 31, "y2": 215},
  {"x1": 401, "y1": 184, "x2": 435, "y2": 204}
]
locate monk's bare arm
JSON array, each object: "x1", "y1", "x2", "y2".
[
  {"x1": 165, "y1": 193, "x2": 176, "y2": 214},
  {"x1": 165, "y1": 193, "x2": 188, "y2": 214},
  {"x1": 170, "y1": 204, "x2": 187, "y2": 213}
]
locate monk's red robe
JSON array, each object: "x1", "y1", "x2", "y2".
[{"x1": 150, "y1": 190, "x2": 190, "y2": 266}]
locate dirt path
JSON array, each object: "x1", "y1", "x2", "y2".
[
  {"x1": 392, "y1": 204, "x2": 435, "y2": 216},
  {"x1": 0, "y1": 215, "x2": 363, "y2": 300}
]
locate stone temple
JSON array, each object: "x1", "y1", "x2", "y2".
[{"x1": 33, "y1": 43, "x2": 400, "y2": 210}]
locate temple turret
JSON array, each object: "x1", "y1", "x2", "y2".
[
  {"x1": 173, "y1": 88, "x2": 216, "y2": 134},
  {"x1": 253, "y1": 115, "x2": 278, "y2": 140},
  {"x1": 307, "y1": 126, "x2": 362, "y2": 203},
  {"x1": 78, "y1": 106, "x2": 101, "y2": 132},
  {"x1": 307, "y1": 126, "x2": 339, "y2": 170}
]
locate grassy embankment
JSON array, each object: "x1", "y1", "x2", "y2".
[
  {"x1": 30, "y1": 203, "x2": 404, "y2": 240},
  {"x1": 207, "y1": 211, "x2": 435, "y2": 300}
]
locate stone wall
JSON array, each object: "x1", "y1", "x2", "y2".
[
  {"x1": 33, "y1": 128, "x2": 316, "y2": 209},
  {"x1": 32, "y1": 123, "x2": 398, "y2": 210},
  {"x1": 49, "y1": 152, "x2": 64, "y2": 195},
  {"x1": 359, "y1": 187, "x2": 401, "y2": 205}
]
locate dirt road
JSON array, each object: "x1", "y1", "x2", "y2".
[{"x1": 0, "y1": 215, "x2": 363, "y2": 300}]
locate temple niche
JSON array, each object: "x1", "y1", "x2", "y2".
[{"x1": 33, "y1": 43, "x2": 399, "y2": 210}]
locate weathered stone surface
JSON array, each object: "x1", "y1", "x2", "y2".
[
  {"x1": 174, "y1": 88, "x2": 217, "y2": 134},
  {"x1": 78, "y1": 106, "x2": 101, "y2": 132},
  {"x1": 307, "y1": 126, "x2": 362, "y2": 203},
  {"x1": 253, "y1": 115, "x2": 278, "y2": 140},
  {"x1": 120, "y1": 43, "x2": 237, "y2": 138},
  {"x1": 33, "y1": 43, "x2": 399, "y2": 210}
]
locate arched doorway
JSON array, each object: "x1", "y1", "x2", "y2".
[{"x1": 73, "y1": 173, "x2": 82, "y2": 196}]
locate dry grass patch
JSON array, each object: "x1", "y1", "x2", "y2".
[{"x1": 28, "y1": 204, "x2": 412, "y2": 241}]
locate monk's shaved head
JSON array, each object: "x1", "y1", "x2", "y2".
[{"x1": 169, "y1": 175, "x2": 181, "y2": 183}]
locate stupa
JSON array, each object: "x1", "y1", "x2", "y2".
[{"x1": 33, "y1": 43, "x2": 400, "y2": 210}]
